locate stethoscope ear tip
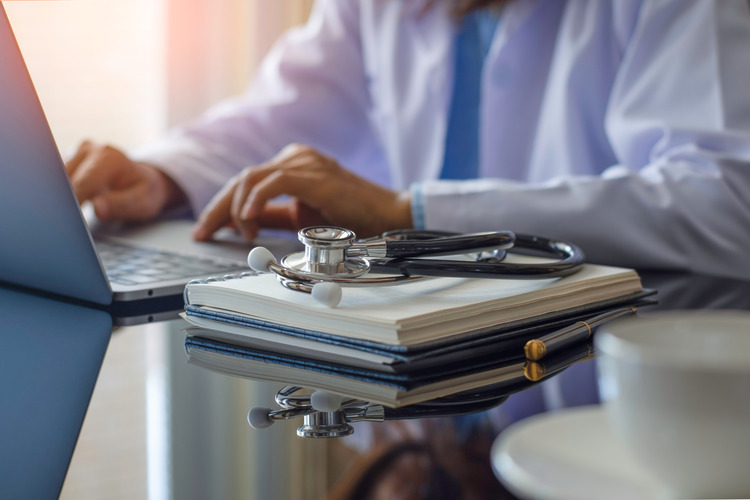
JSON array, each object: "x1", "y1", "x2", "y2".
[
  {"x1": 311, "y1": 282, "x2": 342, "y2": 307},
  {"x1": 310, "y1": 391, "x2": 343, "y2": 412},
  {"x1": 247, "y1": 407, "x2": 274, "y2": 429},
  {"x1": 248, "y1": 246, "x2": 276, "y2": 272}
]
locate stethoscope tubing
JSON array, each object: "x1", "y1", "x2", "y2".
[
  {"x1": 368, "y1": 233, "x2": 584, "y2": 280},
  {"x1": 248, "y1": 227, "x2": 587, "y2": 307},
  {"x1": 267, "y1": 385, "x2": 511, "y2": 423},
  {"x1": 383, "y1": 394, "x2": 510, "y2": 420},
  {"x1": 381, "y1": 230, "x2": 514, "y2": 258}
]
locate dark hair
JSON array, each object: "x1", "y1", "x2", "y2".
[
  {"x1": 329, "y1": 441, "x2": 463, "y2": 500},
  {"x1": 327, "y1": 422, "x2": 516, "y2": 500}
]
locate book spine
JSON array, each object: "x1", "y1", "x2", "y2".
[{"x1": 183, "y1": 271, "x2": 258, "y2": 305}]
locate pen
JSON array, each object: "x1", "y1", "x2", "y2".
[
  {"x1": 524, "y1": 306, "x2": 638, "y2": 361},
  {"x1": 524, "y1": 342, "x2": 595, "y2": 382}
]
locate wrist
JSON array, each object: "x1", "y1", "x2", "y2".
[{"x1": 393, "y1": 190, "x2": 413, "y2": 230}]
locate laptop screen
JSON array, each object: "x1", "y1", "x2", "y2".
[{"x1": 0, "y1": 4, "x2": 112, "y2": 305}]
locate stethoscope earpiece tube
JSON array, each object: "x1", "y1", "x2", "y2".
[
  {"x1": 384, "y1": 231, "x2": 515, "y2": 258},
  {"x1": 369, "y1": 233, "x2": 584, "y2": 279},
  {"x1": 368, "y1": 257, "x2": 578, "y2": 279},
  {"x1": 383, "y1": 394, "x2": 510, "y2": 420}
]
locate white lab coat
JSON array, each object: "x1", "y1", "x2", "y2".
[{"x1": 136, "y1": 0, "x2": 750, "y2": 279}]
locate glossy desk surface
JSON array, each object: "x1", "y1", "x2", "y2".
[{"x1": 1, "y1": 271, "x2": 749, "y2": 499}]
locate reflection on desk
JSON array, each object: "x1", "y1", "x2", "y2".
[
  {"x1": 1, "y1": 271, "x2": 749, "y2": 500},
  {"x1": 0, "y1": 286, "x2": 112, "y2": 500},
  {"x1": 183, "y1": 328, "x2": 594, "y2": 408},
  {"x1": 641, "y1": 271, "x2": 750, "y2": 311}
]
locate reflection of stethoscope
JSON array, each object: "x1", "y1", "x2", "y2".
[
  {"x1": 246, "y1": 342, "x2": 595, "y2": 438},
  {"x1": 247, "y1": 386, "x2": 511, "y2": 438},
  {"x1": 248, "y1": 226, "x2": 585, "y2": 307}
]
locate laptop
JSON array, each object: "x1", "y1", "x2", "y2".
[
  {"x1": 0, "y1": 285, "x2": 112, "y2": 500},
  {"x1": 0, "y1": 4, "x2": 299, "y2": 323}
]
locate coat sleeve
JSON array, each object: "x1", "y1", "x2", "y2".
[
  {"x1": 419, "y1": 0, "x2": 750, "y2": 279},
  {"x1": 132, "y1": 0, "x2": 385, "y2": 216}
]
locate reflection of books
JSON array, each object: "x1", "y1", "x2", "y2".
[
  {"x1": 183, "y1": 332, "x2": 595, "y2": 407},
  {"x1": 183, "y1": 262, "x2": 643, "y2": 346}
]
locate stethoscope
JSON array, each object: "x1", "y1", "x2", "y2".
[
  {"x1": 247, "y1": 386, "x2": 512, "y2": 438},
  {"x1": 246, "y1": 340, "x2": 595, "y2": 438},
  {"x1": 247, "y1": 226, "x2": 585, "y2": 307}
]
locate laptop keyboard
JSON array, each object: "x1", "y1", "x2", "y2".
[{"x1": 97, "y1": 241, "x2": 246, "y2": 286}]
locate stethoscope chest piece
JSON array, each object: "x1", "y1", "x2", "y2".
[
  {"x1": 280, "y1": 226, "x2": 370, "y2": 279},
  {"x1": 280, "y1": 253, "x2": 369, "y2": 280},
  {"x1": 297, "y1": 411, "x2": 354, "y2": 438}
]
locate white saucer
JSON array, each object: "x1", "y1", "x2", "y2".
[{"x1": 491, "y1": 405, "x2": 669, "y2": 500}]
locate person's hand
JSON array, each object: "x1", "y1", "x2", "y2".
[
  {"x1": 193, "y1": 144, "x2": 413, "y2": 241},
  {"x1": 65, "y1": 141, "x2": 186, "y2": 222}
]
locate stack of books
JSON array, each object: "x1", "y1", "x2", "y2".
[{"x1": 182, "y1": 260, "x2": 649, "y2": 407}]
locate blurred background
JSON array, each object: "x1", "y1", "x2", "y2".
[{"x1": 4, "y1": 2, "x2": 334, "y2": 499}]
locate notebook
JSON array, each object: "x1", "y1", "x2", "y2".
[
  {"x1": 0, "y1": 5, "x2": 298, "y2": 324},
  {"x1": 0, "y1": 284, "x2": 112, "y2": 499},
  {"x1": 183, "y1": 261, "x2": 644, "y2": 346},
  {"x1": 182, "y1": 290, "x2": 651, "y2": 372}
]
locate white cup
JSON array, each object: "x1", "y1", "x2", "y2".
[{"x1": 596, "y1": 310, "x2": 750, "y2": 499}]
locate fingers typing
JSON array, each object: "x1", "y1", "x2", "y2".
[{"x1": 64, "y1": 140, "x2": 93, "y2": 178}]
